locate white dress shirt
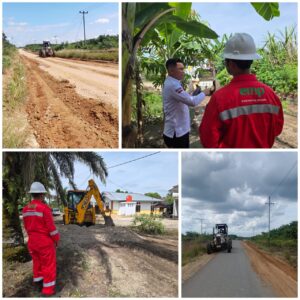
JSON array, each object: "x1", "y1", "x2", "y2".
[{"x1": 163, "y1": 76, "x2": 205, "y2": 138}]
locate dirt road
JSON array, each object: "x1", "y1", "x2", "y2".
[
  {"x1": 3, "y1": 220, "x2": 178, "y2": 297},
  {"x1": 18, "y1": 50, "x2": 118, "y2": 148},
  {"x1": 243, "y1": 241, "x2": 297, "y2": 297},
  {"x1": 182, "y1": 240, "x2": 276, "y2": 297},
  {"x1": 190, "y1": 97, "x2": 297, "y2": 148}
]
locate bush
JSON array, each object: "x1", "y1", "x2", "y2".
[
  {"x1": 132, "y1": 214, "x2": 165, "y2": 234},
  {"x1": 55, "y1": 49, "x2": 118, "y2": 62},
  {"x1": 132, "y1": 90, "x2": 163, "y2": 122}
]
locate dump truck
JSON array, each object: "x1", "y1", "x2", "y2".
[
  {"x1": 63, "y1": 179, "x2": 114, "y2": 226},
  {"x1": 39, "y1": 41, "x2": 55, "y2": 57},
  {"x1": 207, "y1": 223, "x2": 232, "y2": 254}
]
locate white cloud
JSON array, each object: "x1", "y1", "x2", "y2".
[
  {"x1": 95, "y1": 18, "x2": 110, "y2": 24},
  {"x1": 8, "y1": 21, "x2": 28, "y2": 26}
]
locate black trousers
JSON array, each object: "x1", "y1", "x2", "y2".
[{"x1": 163, "y1": 132, "x2": 190, "y2": 148}]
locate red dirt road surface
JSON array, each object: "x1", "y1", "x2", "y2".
[
  {"x1": 19, "y1": 50, "x2": 118, "y2": 148},
  {"x1": 243, "y1": 241, "x2": 297, "y2": 297}
]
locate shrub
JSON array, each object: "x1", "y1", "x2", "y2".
[{"x1": 132, "y1": 214, "x2": 165, "y2": 234}]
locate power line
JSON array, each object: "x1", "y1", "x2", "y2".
[
  {"x1": 265, "y1": 160, "x2": 296, "y2": 247},
  {"x1": 107, "y1": 152, "x2": 161, "y2": 169},
  {"x1": 107, "y1": 178, "x2": 130, "y2": 193},
  {"x1": 269, "y1": 160, "x2": 297, "y2": 197}
]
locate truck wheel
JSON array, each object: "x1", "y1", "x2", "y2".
[
  {"x1": 207, "y1": 243, "x2": 212, "y2": 254},
  {"x1": 228, "y1": 247, "x2": 231, "y2": 253}
]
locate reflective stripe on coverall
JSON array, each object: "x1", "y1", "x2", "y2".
[
  {"x1": 199, "y1": 74, "x2": 284, "y2": 148},
  {"x1": 23, "y1": 199, "x2": 60, "y2": 295}
]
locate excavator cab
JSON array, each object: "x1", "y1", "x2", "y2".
[
  {"x1": 63, "y1": 180, "x2": 114, "y2": 227},
  {"x1": 67, "y1": 190, "x2": 86, "y2": 210}
]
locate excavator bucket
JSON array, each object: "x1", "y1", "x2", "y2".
[{"x1": 104, "y1": 216, "x2": 115, "y2": 226}]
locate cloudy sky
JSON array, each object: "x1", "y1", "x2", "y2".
[
  {"x1": 3, "y1": 2, "x2": 119, "y2": 47},
  {"x1": 182, "y1": 152, "x2": 297, "y2": 237},
  {"x1": 192, "y1": 2, "x2": 297, "y2": 47},
  {"x1": 60, "y1": 151, "x2": 178, "y2": 198}
]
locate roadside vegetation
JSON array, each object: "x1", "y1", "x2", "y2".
[
  {"x1": 2, "y1": 33, "x2": 29, "y2": 148},
  {"x1": 24, "y1": 35, "x2": 118, "y2": 62},
  {"x1": 54, "y1": 49, "x2": 118, "y2": 62},
  {"x1": 182, "y1": 232, "x2": 210, "y2": 265},
  {"x1": 132, "y1": 214, "x2": 165, "y2": 234},
  {"x1": 250, "y1": 221, "x2": 297, "y2": 268}
]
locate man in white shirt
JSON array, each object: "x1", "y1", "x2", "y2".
[{"x1": 163, "y1": 58, "x2": 206, "y2": 148}]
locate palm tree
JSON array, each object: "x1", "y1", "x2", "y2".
[{"x1": 3, "y1": 152, "x2": 108, "y2": 261}]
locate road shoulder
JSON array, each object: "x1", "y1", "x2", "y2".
[
  {"x1": 242, "y1": 241, "x2": 297, "y2": 297},
  {"x1": 182, "y1": 253, "x2": 216, "y2": 283}
]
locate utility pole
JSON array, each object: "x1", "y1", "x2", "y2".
[
  {"x1": 54, "y1": 35, "x2": 58, "y2": 44},
  {"x1": 265, "y1": 196, "x2": 275, "y2": 247},
  {"x1": 198, "y1": 218, "x2": 206, "y2": 235},
  {"x1": 79, "y1": 11, "x2": 88, "y2": 43}
]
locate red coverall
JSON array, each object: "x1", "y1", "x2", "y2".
[
  {"x1": 23, "y1": 199, "x2": 60, "y2": 295},
  {"x1": 199, "y1": 74, "x2": 284, "y2": 148}
]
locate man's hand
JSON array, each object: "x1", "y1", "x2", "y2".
[
  {"x1": 203, "y1": 88, "x2": 211, "y2": 96},
  {"x1": 192, "y1": 85, "x2": 201, "y2": 96}
]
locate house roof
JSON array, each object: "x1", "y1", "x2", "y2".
[
  {"x1": 169, "y1": 185, "x2": 178, "y2": 193},
  {"x1": 102, "y1": 192, "x2": 162, "y2": 203}
]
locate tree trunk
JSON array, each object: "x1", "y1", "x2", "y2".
[
  {"x1": 2, "y1": 153, "x2": 31, "y2": 262},
  {"x1": 122, "y1": 3, "x2": 137, "y2": 147},
  {"x1": 135, "y1": 59, "x2": 144, "y2": 146},
  {"x1": 3, "y1": 196, "x2": 31, "y2": 262}
]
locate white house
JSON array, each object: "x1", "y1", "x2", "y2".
[{"x1": 102, "y1": 192, "x2": 163, "y2": 216}]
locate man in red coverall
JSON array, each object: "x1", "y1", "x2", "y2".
[
  {"x1": 23, "y1": 182, "x2": 60, "y2": 296},
  {"x1": 199, "y1": 33, "x2": 284, "y2": 148}
]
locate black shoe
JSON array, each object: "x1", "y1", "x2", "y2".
[{"x1": 32, "y1": 281, "x2": 43, "y2": 292}]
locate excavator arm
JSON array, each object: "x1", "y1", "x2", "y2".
[{"x1": 76, "y1": 179, "x2": 114, "y2": 226}]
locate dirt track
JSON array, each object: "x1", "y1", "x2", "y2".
[
  {"x1": 19, "y1": 50, "x2": 118, "y2": 148},
  {"x1": 3, "y1": 220, "x2": 178, "y2": 297},
  {"x1": 243, "y1": 241, "x2": 297, "y2": 297}
]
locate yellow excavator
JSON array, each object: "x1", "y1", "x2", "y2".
[{"x1": 63, "y1": 179, "x2": 114, "y2": 226}]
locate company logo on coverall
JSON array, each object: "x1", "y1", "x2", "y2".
[{"x1": 240, "y1": 87, "x2": 265, "y2": 97}]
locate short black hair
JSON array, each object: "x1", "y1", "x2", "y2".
[
  {"x1": 31, "y1": 193, "x2": 45, "y2": 198},
  {"x1": 226, "y1": 59, "x2": 253, "y2": 70},
  {"x1": 166, "y1": 58, "x2": 183, "y2": 70}
]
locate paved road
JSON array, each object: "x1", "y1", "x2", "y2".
[{"x1": 182, "y1": 240, "x2": 276, "y2": 297}]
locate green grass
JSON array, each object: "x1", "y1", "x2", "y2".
[
  {"x1": 108, "y1": 287, "x2": 130, "y2": 297},
  {"x1": 4, "y1": 62, "x2": 26, "y2": 110},
  {"x1": 251, "y1": 238, "x2": 297, "y2": 268},
  {"x1": 68, "y1": 289, "x2": 87, "y2": 297},
  {"x1": 132, "y1": 90, "x2": 163, "y2": 121},
  {"x1": 3, "y1": 47, "x2": 29, "y2": 148},
  {"x1": 182, "y1": 238, "x2": 208, "y2": 266},
  {"x1": 3, "y1": 42, "x2": 17, "y2": 74},
  {"x1": 55, "y1": 49, "x2": 118, "y2": 62}
]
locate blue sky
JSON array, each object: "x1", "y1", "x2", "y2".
[
  {"x1": 3, "y1": 2, "x2": 119, "y2": 47},
  {"x1": 192, "y1": 2, "x2": 297, "y2": 47},
  {"x1": 60, "y1": 152, "x2": 178, "y2": 197}
]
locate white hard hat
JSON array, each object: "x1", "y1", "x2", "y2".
[
  {"x1": 223, "y1": 33, "x2": 261, "y2": 60},
  {"x1": 29, "y1": 182, "x2": 47, "y2": 194}
]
